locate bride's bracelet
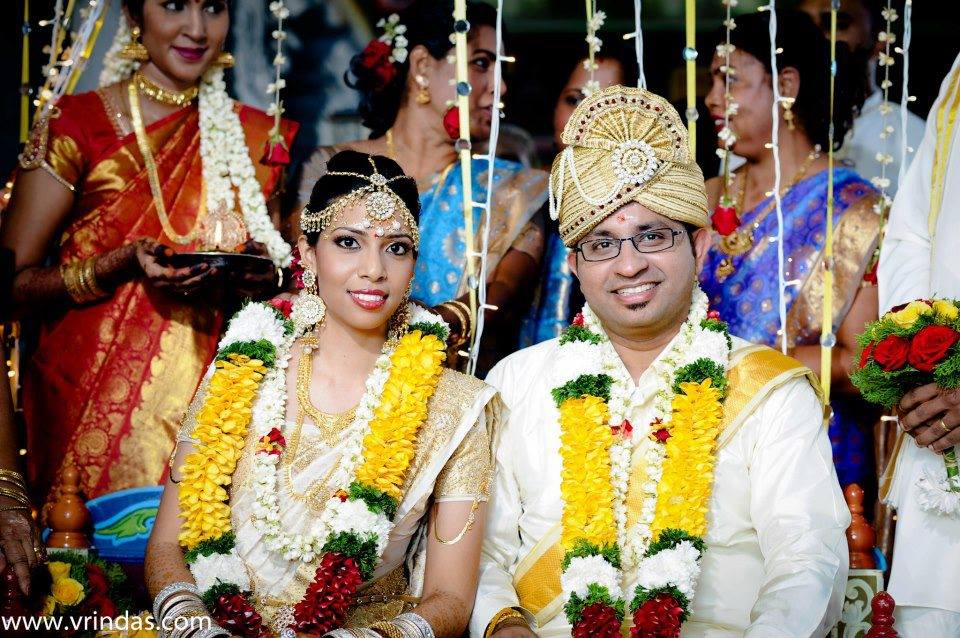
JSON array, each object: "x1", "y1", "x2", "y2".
[{"x1": 153, "y1": 582, "x2": 200, "y2": 621}]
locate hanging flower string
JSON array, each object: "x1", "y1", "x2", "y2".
[
  {"x1": 262, "y1": 1, "x2": 291, "y2": 167},
  {"x1": 582, "y1": 3, "x2": 606, "y2": 96},
  {"x1": 711, "y1": 0, "x2": 741, "y2": 237},
  {"x1": 865, "y1": 2, "x2": 900, "y2": 284}
]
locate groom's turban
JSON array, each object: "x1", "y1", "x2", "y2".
[{"x1": 549, "y1": 85, "x2": 709, "y2": 247}]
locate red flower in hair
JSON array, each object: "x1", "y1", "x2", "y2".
[
  {"x1": 358, "y1": 40, "x2": 397, "y2": 91},
  {"x1": 631, "y1": 594, "x2": 684, "y2": 638},
  {"x1": 443, "y1": 106, "x2": 461, "y2": 140},
  {"x1": 572, "y1": 313, "x2": 585, "y2": 327}
]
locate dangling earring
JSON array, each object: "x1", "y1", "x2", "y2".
[
  {"x1": 387, "y1": 284, "x2": 413, "y2": 341},
  {"x1": 415, "y1": 75, "x2": 431, "y2": 105},
  {"x1": 291, "y1": 267, "x2": 326, "y2": 334},
  {"x1": 781, "y1": 97, "x2": 796, "y2": 131},
  {"x1": 121, "y1": 26, "x2": 149, "y2": 62},
  {"x1": 215, "y1": 51, "x2": 235, "y2": 68}
]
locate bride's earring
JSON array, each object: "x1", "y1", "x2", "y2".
[
  {"x1": 291, "y1": 267, "x2": 326, "y2": 333},
  {"x1": 387, "y1": 284, "x2": 413, "y2": 340}
]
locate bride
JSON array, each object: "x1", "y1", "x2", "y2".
[{"x1": 145, "y1": 150, "x2": 499, "y2": 638}]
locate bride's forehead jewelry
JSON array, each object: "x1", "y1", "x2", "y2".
[{"x1": 300, "y1": 156, "x2": 419, "y2": 246}]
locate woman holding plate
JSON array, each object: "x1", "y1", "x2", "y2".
[{"x1": 0, "y1": 0, "x2": 297, "y2": 506}]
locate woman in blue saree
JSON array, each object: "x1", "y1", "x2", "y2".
[
  {"x1": 701, "y1": 12, "x2": 879, "y2": 488},
  {"x1": 294, "y1": 1, "x2": 553, "y2": 373}
]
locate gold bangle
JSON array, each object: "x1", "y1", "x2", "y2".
[
  {"x1": 0, "y1": 505, "x2": 30, "y2": 513},
  {"x1": 61, "y1": 261, "x2": 90, "y2": 304},
  {"x1": 0, "y1": 487, "x2": 30, "y2": 505},
  {"x1": 81, "y1": 256, "x2": 107, "y2": 299},
  {"x1": 370, "y1": 622, "x2": 406, "y2": 638},
  {"x1": 485, "y1": 608, "x2": 528, "y2": 638},
  {"x1": 440, "y1": 300, "x2": 472, "y2": 343},
  {"x1": 0, "y1": 470, "x2": 27, "y2": 488},
  {"x1": 0, "y1": 477, "x2": 27, "y2": 492}
]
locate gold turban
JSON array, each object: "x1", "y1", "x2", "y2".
[{"x1": 549, "y1": 85, "x2": 709, "y2": 247}]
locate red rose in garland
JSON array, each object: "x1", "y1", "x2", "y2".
[
  {"x1": 859, "y1": 342, "x2": 875, "y2": 369},
  {"x1": 84, "y1": 592, "x2": 118, "y2": 621},
  {"x1": 358, "y1": 40, "x2": 397, "y2": 90},
  {"x1": 908, "y1": 325, "x2": 960, "y2": 372},
  {"x1": 630, "y1": 594, "x2": 684, "y2": 638},
  {"x1": 710, "y1": 200, "x2": 741, "y2": 236},
  {"x1": 572, "y1": 603, "x2": 622, "y2": 638},
  {"x1": 212, "y1": 591, "x2": 266, "y2": 638},
  {"x1": 293, "y1": 553, "x2": 364, "y2": 635},
  {"x1": 873, "y1": 334, "x2": 910, "y2": 372},
  {"x1": 85, "y1": 564, "x2": 109, "y2": 595}
]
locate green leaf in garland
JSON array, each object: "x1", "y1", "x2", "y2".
[
  {"x1": 408, "y1": 322, "x2": 450, "y2": 342},
  {"x1": 184, "y1": 531, "x2": 236, "y2": 564},
  {"x1": 674, "y1": 358, "x2": 728, "y2": 399},
  {"x1": 551, "y1": 374, "x2": 613, "y2": 406},
  {"x1": 200, "y1": 582, "x2": 247, "y2": 609},
  {"x1": 700, "y1": 318, "x2": 732, "y2": 349},
  {"x1": 349, "y1": 482, "x2": 398, "y2": 520},
  {"x1": 645, "y1": 528, "x2": 706, "y2": 558},
  {"x1": 217, "y1": 339, "x2": 277, "y2": 368},
  {"x1": 630, "y1": 584, "x2": 691, "y2": 618},
  {"x1": 322, "y1": 532, "x2": 380, "y2": 580},
  {"x1": 564, "y1": 585, "x2": 626, "y2": 625},
  {"x1": 561, "y1": 539, "x2": 621, "y2": 571},
  {"x1": 560, "y1": 325, "x2": 604, "y2": 345}
]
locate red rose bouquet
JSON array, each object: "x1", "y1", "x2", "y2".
[{"x1": 851, "y1": 298, "x2": 960, "y2": 494}]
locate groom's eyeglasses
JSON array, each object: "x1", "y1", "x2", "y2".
[{"x1": 575, "y1": 228, "x2": 685, "y2": 262}]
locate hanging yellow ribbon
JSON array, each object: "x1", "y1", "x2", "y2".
[
  {"x1": 684, "y1": 0, "x2": 697, "y2": 154},
  {"x1": 20, "y1": 0, "x2": 30, "y2": 143},
  {"x1": 820, "y1": 5, "x2": 838, "y2": 403}
]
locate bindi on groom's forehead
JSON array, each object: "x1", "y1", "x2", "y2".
[{"x1": 585, "y1": 203, "x2": 685, "y2": 240}]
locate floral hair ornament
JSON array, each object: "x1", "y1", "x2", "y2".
[
  {"x1": 357, "y1": 14, "x2": 409, "y2": 92},
  {"x1": 300, "y1": 156, "x2": 420, "y2": 247}
]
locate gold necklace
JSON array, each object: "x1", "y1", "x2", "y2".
[
  {"x1": 282, "y1": 335, "x2": 358, "y2": 508},
  {"x1": 715, "y1": 148, "x2": 820, "y2": 281},
  {"x1": 133, "y1": 71, "x2": 198, "y2": 107},
  {"x1": 128, "y1": 81, "x2": 200, "y2": 245}
]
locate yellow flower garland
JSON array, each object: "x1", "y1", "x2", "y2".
[
  {"x1": 650, "y1": 379, "x2": 724, "y2": 539},
  {"x1": 558, "y1": 395, "x2": 617, "y2": 549},
  {"x1": 179, "y1": 354, "x2": 267, "y2": 549},
  {"x1": 354, "y1": 331, "x2": 447, "y2": 501}
]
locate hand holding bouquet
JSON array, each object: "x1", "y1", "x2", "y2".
[{"x1": 851, "y1": 299, "x2": 960, "y2": 514}]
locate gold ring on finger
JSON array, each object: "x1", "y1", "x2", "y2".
[{"x1": 939, "y1": 419, "x2": 951, "y2": 434}]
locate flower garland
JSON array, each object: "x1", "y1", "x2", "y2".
[
  {"x1": 582, "y1": 5, "x2": 607, "y2": 96},
  {"x1": 553, "y1": 288, "x2": 731, "y2": 637},
  {"x1": 179, "y1": 301, "x2": 449, "y2": 637},
  {"x1": 97, "y1": 15, "x2": 292, "y2": 267}
]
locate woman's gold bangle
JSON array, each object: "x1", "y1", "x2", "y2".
[
  {"x1": 81, "y1": 257, "x2": 107, "y2": 299},
  {"x1": 61, "y1": 261, "x2": 88, "y2": 304}
]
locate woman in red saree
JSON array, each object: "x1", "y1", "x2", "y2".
[{"x1": 0, "y1": 0, "x2": 297, "y2": 507}]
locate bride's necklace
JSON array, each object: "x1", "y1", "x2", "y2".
[
  {"x1": 133, "y1": 70, "x2": 199, "y2": 107},
  {"x1": 715, "y1": 147, "x2": 821, "y2": 282}
]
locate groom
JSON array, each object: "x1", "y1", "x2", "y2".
[{"x1": 471, "y1": 85, "x2": 849, "y2": 638}]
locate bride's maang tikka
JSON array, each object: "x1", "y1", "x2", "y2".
[{"x1": 300, "y1": 156, "x2": 420, "y2": 246}]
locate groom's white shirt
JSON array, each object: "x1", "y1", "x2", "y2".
[{"x1": 471, "y1": 334, "x2": 849, "y2": 638}]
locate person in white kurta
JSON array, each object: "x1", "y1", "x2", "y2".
[
  {"x1": 473, "y1": 336, "x2": 850, "y2": 638},
  {"x1": 877, "y1": 52, "x2": 960, "y2": 637},
  {"x1": 470, "y1": 84, "x2": 850, "y2": 638}
]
